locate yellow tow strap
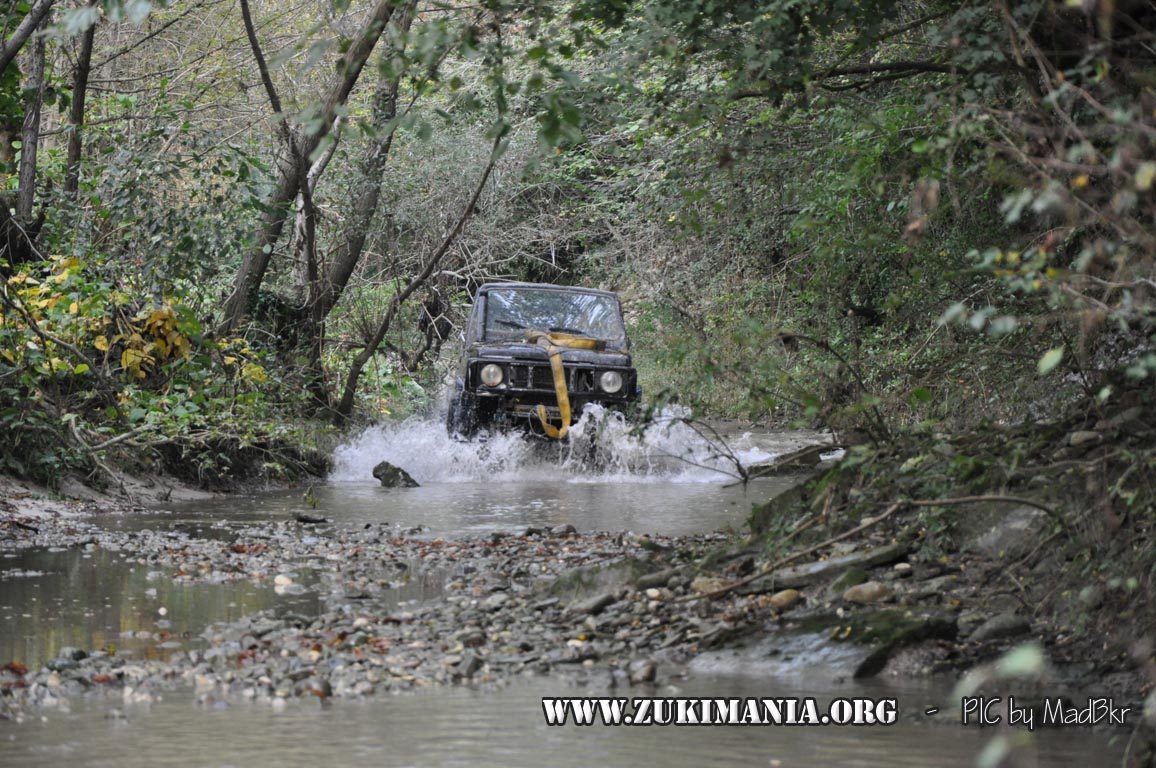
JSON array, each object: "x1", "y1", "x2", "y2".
[{"x1": 525, "y1": 330, "x2": 603, "y2": 439}]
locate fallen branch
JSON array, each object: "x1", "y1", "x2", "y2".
[
  {"x1": 65, "y1": 415, "x2": 127, "y2": 496},
  {"x1": 678, "y1": 501, "x2": 905, "y2": 602}
]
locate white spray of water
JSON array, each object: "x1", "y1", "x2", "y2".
[{"x1": 329, "y1": 405, "x2": 780, "y2": 485}]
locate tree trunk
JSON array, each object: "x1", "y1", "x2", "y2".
[
  {"x1": 0, "y1": 0, "x2": 54, "y2": 75},
  {"x1": 219, "y1": 0, "x2": 400, "y2": 334},
  {"x1": 316, "y1": 1, "x2": 417, "y2": 321},
  {"x1": 16, "y1": 16, "x2": 46, "y2": 221},
  {"x1": 64, "y1": 11, "x2": 97, "y2": 198}
]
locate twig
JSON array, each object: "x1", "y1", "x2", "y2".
[
  {"x1": 65, "y1": 415, "x2": 127, "y2": 496},
  {"x1": 1012, "y1": 528, "x2": 1063, "y2": 571}
]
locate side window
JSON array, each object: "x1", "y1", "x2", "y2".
[{"x1": 467, "y1": 295, "x2": 485, "y2": 343}]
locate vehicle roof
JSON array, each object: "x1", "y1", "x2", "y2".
[{"x1": 475, "y1": 282, "x2": 620, "y2": 299}]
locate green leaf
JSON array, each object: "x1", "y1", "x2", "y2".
[
  {"x1": 73, "y1": 363, "x2": 90, "y2": 375},
  {"x1": 60, "y1": 5, "x2": 100, "y2": 34},
  {"x1": 911, "y1": 138, "x2": 929, "y2": 154},
  {"x1": 1037, "y1": 347, "x2": 1064, "y2": 375},
  {"x1": 910, "y1": 387, "x2": 932, "y2": 404}
]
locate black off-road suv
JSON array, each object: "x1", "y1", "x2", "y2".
[{"x1": 446, "y1": 283, "x2": 639, "y2": 438}]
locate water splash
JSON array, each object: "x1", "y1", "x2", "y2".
[{"x1": 329, "y1": 405, "x2": 780, "y2": 485}]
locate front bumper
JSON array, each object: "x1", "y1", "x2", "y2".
[{"x1": 468, "y1": 357, "x2": 638, "y2": 426}]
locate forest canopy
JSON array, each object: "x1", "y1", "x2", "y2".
[{"x1": 0, "y1": 0, "x2": 1153, "y2": 483}]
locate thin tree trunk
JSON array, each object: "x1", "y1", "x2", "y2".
[
  {"x1": 219, "y1": 0, "x2": 399, "y2": 334},
  {"x1": 64, "y1": 10, "x2": 97, "y2": 198},
  {"x1": 0, "y1": 0, "x2": 54, "y2": 75},
  {"x1": 16, "y1": 17, "x2": 47, "y2": 221},
  {"x1": 334, "y1": 135, "x2": 504, "y2": 421},
  {"x1": 317, "y1": 0, "x2": 417, "y2": 320}
]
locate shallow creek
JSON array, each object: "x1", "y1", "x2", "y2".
[{"x1": 0, "y1": 415, "x2": 1126, "y2": 765}]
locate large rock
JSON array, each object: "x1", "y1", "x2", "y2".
[
  {"x1": 372, "y1": 461, "x2": 419, "y2": 488},
  {"x1": 959, "y1": 502, "x2": 1048, "y2": 560}
]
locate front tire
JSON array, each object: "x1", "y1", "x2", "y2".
[{"x1": 446, "y1": 390, "x2": 479, "y2": 439}]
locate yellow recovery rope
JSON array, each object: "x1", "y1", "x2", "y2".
[{"x1": 525, "y1": 330, "x2": 603, "y2": 439}]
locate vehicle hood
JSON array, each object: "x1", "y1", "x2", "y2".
[{"x1": 471, "y1": 342, "x2": 632, "y2": 367}]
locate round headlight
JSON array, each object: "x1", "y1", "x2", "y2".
[
  {"x1": 480, "y1": 363, "x2": 504, "y2": 387},
  {"x1": 599, "y1": 370, "x2": 624, "y2": 394}
]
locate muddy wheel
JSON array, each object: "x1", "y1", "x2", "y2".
[{"x1": 446, "y1": 391, "x2": 478, "y2": 439}]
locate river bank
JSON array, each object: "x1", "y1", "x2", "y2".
[{"x1": 1, "y1": 462, "x2": 1149, "y2": 753}]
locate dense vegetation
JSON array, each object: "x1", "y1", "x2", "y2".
[{"x1": 1, "y1": 0, "x2": 1153, "y2": 504}]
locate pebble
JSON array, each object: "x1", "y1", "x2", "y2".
[
  {"x1": 0, "y1": 512, "x2": 835, "y2": 719},
  {"x1": 843, "y1": 581, "x2": 893, "y2": 604},
  {"x1": 768, "y1": 589, "x2": 801, "y2": 611}
]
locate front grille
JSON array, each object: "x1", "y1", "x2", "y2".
[
  {"x1": 529, "y1": 365, "x2": 554, "y2": 390},
  {"x1": 475, "y1": 361, "x2": 630, "y2": 397}
]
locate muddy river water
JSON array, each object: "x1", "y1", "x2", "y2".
[{"x1": 0, "y1": 416, "x2": 1128, "y2": 766}]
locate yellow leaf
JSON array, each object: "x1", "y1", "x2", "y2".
[
  {"x1": 94, "y1": 335, "x2": 109, "y2": 351},
  {"x1": 1072, "y1": 174, "x2": 1089, "y2": 190},
  {"x1": 69, "y1": 301, "x2": 79, "y2": 314},
  {"x1": 224, "y1": 356, "x2": 237, "y2": 365},
  {"x1": 1136, "y1": 162, "x2": 1156, "y2": 192},
  {"x1": 241, "y1": 362, "x2": 268, "y2": 383}
]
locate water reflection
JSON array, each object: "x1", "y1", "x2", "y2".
[
  {"x1": 124, "y1": 479, "x2": 791, "y2": 540},
  {"x1": 0, "y1": 676, "x2": 1123, "y2": 768},
  {"x1": 0, "y1": 548, "x2": 318, "y2": 672}
]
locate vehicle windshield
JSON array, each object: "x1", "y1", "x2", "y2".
[{"x1": 483, "y1": 288, "x2": 626, "y2": 343}]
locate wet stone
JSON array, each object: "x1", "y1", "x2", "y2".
[{"x1": 372, "y1": 461, "x2": 420, "y2": 488}]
